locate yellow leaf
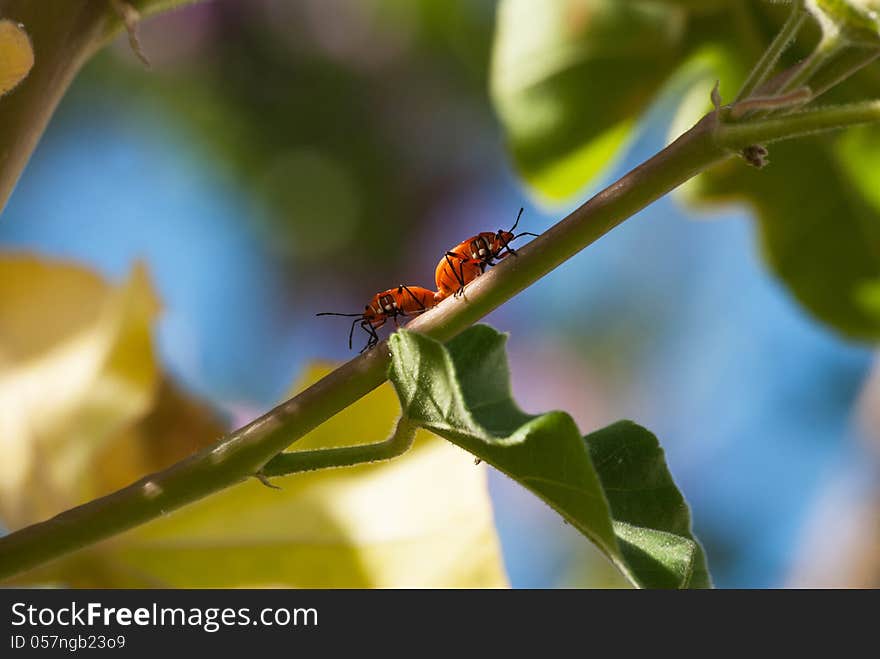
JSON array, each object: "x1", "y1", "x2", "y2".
[
  {"x1": 18, "y1": 366, "x2": 509, "y2": 588},
  {"x1": 0, "y1": 254, "x2": 161, "y2": 527},
  {"x1": 0, "y1": 20, "x2": 33, "y2": 96},
  {"x1": 89, "y1": 377, "x2": 226, "y2": 498}
]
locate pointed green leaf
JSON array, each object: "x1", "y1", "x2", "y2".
[
  {"x1": 388, "y1": 325, "x2": 711, "y2": 588},
  {"x1": 587, "y1": 422, "x2": 711, "y2": 588}
]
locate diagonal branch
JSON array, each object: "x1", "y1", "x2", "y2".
[
  {"x1": 735, "y1": 0, "x2": 807, "y2": 103},
  {"x1": 0, "y1": 109, "x2": 722, "y2": 581}
]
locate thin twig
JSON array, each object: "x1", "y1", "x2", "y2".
[
  {"x1": 735, "y1": 1, "x2": 807, "y2": 102},
  {"x1": 717, "y1": 99, "x2": 880, "y2": 148},
  {"x1": 807, "y1": 47, "x2": 880, "y2": 99},
  {"x1": 776, "y1": 33, "x2": 846, "y2": 97}
]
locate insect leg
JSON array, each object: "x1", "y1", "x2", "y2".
[
  {"x1": 446, "y1": 252, "x2": 469, "y2": 298},
  {"x1": 359, "y1": 320, "x2": 380, "y2": 353},
  {"x1": 496, "y1": 231, "x2": 516, "y2": 259},
  {"x1": 398, "y1": 284, "x2": 427, "y2": 311}
]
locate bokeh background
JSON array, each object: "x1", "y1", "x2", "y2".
[{"x1": 2, "y1": 0, "x2": 879, "y2": 587}]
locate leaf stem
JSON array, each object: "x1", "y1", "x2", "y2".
[
  {"x1": 776, "y1": 32, "x2": 845, "y2": 98},
  {"x1": 717, "y1": 99, "x2": 880, "y2": 147},
  {"x1": 735, "y1": 1, "x2": 807, "y2": 102},
  {"x1": 0, "y1": 1, "x2": 109, "y2": 212},
  {"x1": 260, "y1": 416, "x2": 417, "y2": 477},
  {"x1": 807, "y1": 47, "x2": 880, "y2": 99}
]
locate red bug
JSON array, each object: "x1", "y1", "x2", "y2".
[
  {"x1": 434, "y1": 208, "x2": 538, "y2": 300},
  {"x1": 317, "y1": 284, "x2": 439, "y2": 352},
  {"x1": 434, "y1": 253, "x2": 483, "y2": 302}
]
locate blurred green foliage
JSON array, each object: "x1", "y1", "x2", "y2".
[
  {"x1": 76, "y1": 0, "x2": 498, "y2": 288},
  {"x1": 490, "y1": 0, "x2": 880, "y2": 340},
  {"x1": 807, "y1": 0, "x2": 880, "y2": 45},
  {"x1": 491, "y1": 0, "x2": 685, "y2": 201}
]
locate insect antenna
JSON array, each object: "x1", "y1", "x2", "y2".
[
  {"x1": 506, "y1": 207, "x2": 539, "y2": 239},
  {"x1": 508, "y1": 207, "x2": 525, "y2": 232}
]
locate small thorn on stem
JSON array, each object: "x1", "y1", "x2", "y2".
[
  {"x1": 255, "y1": 472, "x2": 282, "y2": 490},
  {"x1": 474, "y1": 457, "x2": 482, "y2": 465},
  {"x1": 110, "y1": 0, "x2": 151, "y2": 68},
  {"x1": 711, "y1": 80, "x2": 723, "y2": 113}
]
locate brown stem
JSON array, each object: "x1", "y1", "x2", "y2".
[{"x1": 0, "y1": 1, "x2": 111, "y2": 212}]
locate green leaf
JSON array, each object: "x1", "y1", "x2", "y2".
[
  {"x1": 837, "y1": 123, "x2": 880, "y2": 211},
  {"x1": 490, "y1": 0, "x2": 686, "y2": 203},
  {"x1": 388, "y1": 325, "x2": 711, "y2": 588},
  {"x1": 587, "y1": 423, "x2": 711, "y2": 588}
]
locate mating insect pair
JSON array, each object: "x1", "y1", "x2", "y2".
[{"x1": 319, "y1": 208, "x2": 537, "y2": 352}]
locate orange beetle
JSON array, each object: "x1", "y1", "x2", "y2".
[
  {"x1": 318, "y1": 284, "x2": 439, "y2": 352},
  {"x1": 435, "y1": 253, "x2": 484, "y2": 301},
  {"x1": 434, "y1": 208, "x2": 537, "y2": 299}
]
